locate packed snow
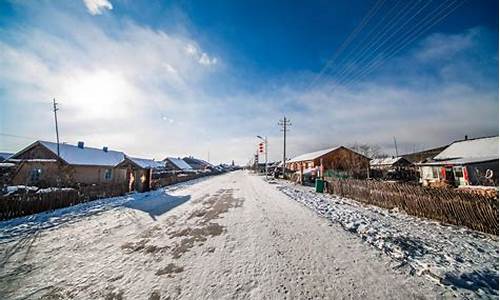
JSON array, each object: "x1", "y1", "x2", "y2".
[
  {"x1": 272, "y1": 179, "x2": 499, "y2": 299},
  {"x1": 0, "y1": 171, "x2": 458, "y2": 299}
]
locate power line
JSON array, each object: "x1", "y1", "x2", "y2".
[
  {"x1": 327, "y1": 0, "x2": 420, "y2": 89},
  {"x1": 307, "y1": 0, "x2": 386, "y2": 92},
  {"x1": 341, "y1": 0, "x2": 465, "y2": 89},
  {"x1": 319, "y1": 0, "x2": 407, "y2": 90},
  {"x1": 0, "y1": 133, "x2": 38, "y2": 140},
  {"x1": 333, "y1": 0, "x2": 436, "y2": 88},
  {"x1": 338, "y1": 0, "x2": 452, "y2": 87}
]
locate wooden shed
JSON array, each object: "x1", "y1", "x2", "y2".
[{"x1": 117, "y1": 156, "x2": 165, "y2": 192}]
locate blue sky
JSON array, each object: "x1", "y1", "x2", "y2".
[{"x1": 0, "y1": 0, "x2": 498, "y2": 164}]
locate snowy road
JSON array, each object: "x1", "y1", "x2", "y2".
[{"x1": 0, "y1": 171, "x2": 480, "y2": 299}]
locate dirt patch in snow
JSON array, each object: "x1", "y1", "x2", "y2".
[
  {"x1": 168, "y1": 188, "x2": 244, "y2": 259},
  {"x1": 155, "y1": 263, "x2": 184, "y2": 277},
  {"x1": 118, "y1": 189, "x2": 243, "y2": 260},
  {"x1": 187, "y1": 188, "x2": 244, "y2": 222}
]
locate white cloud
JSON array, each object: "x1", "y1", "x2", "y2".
[
  {"x1": 0, "y1": 6, "x2": 224, "y2": 161},
  {"x1": 185, "y1": 43, "x2": 218, "y2": 66},
  {"x1": 83, "y1": 0, "x2": 113, "y2": 15}
]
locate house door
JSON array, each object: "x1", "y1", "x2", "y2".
[
  {"x1": 128, "y1": 169, "x2": 135, "y2": 192},
  {"x1": 444, "y1": 166, "x2": 454, "y2": 185}
]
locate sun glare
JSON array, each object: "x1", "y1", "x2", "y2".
[{"x1": 62, "y1": 70, "x2": 134, "y2": 119}]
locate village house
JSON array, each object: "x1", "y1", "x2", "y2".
[
  {"x1": 182, "y1": 156, "x2": 213, "y2": 172},
  {"x1": 287, "y1": 146, "x2": 370, "y2": 179},
  {"x1": 418, "y1": 136, "x2": 499, "y2": 187},
  {"x1": 163, "y1": 157, "x2": 194, "y2": 172},
  {"x1": 9, "y1": 140, "x2": 128, "y2": 187},
  {"x1": 370, "y1": 156, "x2": 414, "y2": 180},
  {"x1": 117, "y1": 156, "x2": 165, "y2": 192}
]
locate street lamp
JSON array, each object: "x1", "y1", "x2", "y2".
[{"x1": 257, "y1": 135, "x2": 268, "y2": 180}]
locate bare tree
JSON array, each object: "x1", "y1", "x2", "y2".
[{"x1": 349, "y1": 143, "x2": 387, "y2": 159}]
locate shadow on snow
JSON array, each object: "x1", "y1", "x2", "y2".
[
  {"x1": 442, "y1": 269, "x2": 499, "y2": 296},
  {"x1": 123, "y1": 193, "x2": 190, "y2": 221},
  {"x1": 0, "y1": 188, "x2": 191, "y2": 244}
]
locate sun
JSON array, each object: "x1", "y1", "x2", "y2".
[{"x1": 61, "y1": 70, "x2": 135, "y2": 119}]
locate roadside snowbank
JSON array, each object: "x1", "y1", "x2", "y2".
[
  {"x1": 0, "y1": 176, "x2": 216, "y2": 243},
  {"x1": 274, "y1": 181, "x2": 499, "y2": 299}
]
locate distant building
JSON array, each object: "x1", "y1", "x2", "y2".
[
  {"x1": 370, "y1": 156, "x2": 412, "y2": 170},
  {"x1": 182, "y1": 156, "x2": 213, "y2": 172},
  {"x1": 164, "y1": 157, "x2": 194, "y2": 172},
  {"x1": 418, "y1": 136, "x2": 499, "y2": 187},
  {"x1": 287, "y1": 146, "x2": 370, "y2": 179},
  {"x1": 370, "y1": 156, "x2": 414, "y2": 180},
  {"x1": 9, "y1": 140, "x2": 128, "y2": 187},
  {"x1": 117, "y1": 156, "x2": 165, "y2": 192}
]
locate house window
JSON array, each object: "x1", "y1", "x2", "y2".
[
  {"x1": 30, "y1": 168, "x2": 42, "y2": 183},
  {"x1": 104, "y1": 169, "x2": 113, "y2": 181},
  {"x1": 454, "y1": 167, "x2": 463, "y2": 178}
]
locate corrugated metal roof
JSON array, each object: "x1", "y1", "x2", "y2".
[
  {"x1": 39, "y1": 141, "x2": 125, "y2": 167},
  {"x1": 419, "y1": 156, "x2": 498, "y2": 166},
  {"x1": 370, "y1": 157, "x2": 405, "y2": 166},
  {"x1": 166, "y1": 157, "x2": 193, "y2": 171},
  {"x1": 434, "y1": 136, "x2": 498, "y2": 160},
  {"x1": 288, "y1": 147, "x2": 340, "y2": 163},
  {"x1": 128, "y1": 157, "x2": 164, "y2": 169}
]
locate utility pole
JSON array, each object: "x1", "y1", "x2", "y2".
[
  {"x1": 393, "y1": 136, "x2": 398, "y2": 158},
  {"x1": 53, "y1": 98, "x2": 60, "y2": 158},
  {"x1": 278, "y1": 116, "x2": 291, "y2": 178}
]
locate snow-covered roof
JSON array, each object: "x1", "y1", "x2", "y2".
[
  {"x1": 288, "y1": 147, "x2": 340, "y2": 163},
  {"x1": 370, "y1": 156, "x2": 408, "y2": 166},
  {"x1": 165, "y1": 157, "x2": 193, "y2": 171},
  {"x1": 434, "y1": 136, "x2": 499, "y2": 161},
  {"x1": 419, "y1": 156, "x2": 499, "y2": 166},
  {"x1": 127, "y1": 157, "x2": 165, "y2": 169},
  {"x1": 31, "y1": 141, "x2": 125, "y2": 167},
  {"x1": 182, "y1": 156, "x2": 213, "y2": 169}
]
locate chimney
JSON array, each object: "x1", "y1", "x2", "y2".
[
  {"x1": 464, "y1": 135, "x2": 468, "y2": 140},
  {"x1": 77, "y1": 141, "x2": 84, "y2": 149},
  {"x1": 103, "y1": 146, "x2": 108, "y2": 152}
]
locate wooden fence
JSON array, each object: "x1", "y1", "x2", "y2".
[
  {"x1": 151, "y1": 172, "x2": 209, "y2": 189},
  {"x1": 324, "y1": 178, "x2": 499, "y2": 235},
  {"x1": 0, "y1": 183, "x2": 128, "y2": 220},
  {"x1": 0, "y1": 172, "x2": 213, "y2": 221}
]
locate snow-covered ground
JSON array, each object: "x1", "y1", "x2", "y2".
[
  {"x1": 273, "y1": 179, "x2": 499, "y2": 299},
  {"x1": 0, "y1": 171, "x2": 494, "y2": 299}
]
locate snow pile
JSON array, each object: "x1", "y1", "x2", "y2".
[
  {"x1": 3, "y1": 185, "x2": 39, "y2": 196},
  {"x1": 36, "y1": 187, "x2": 76, "y2": 194},
  {"x1": 275, "y1": 182, "x2": 499, "y2": 299}
]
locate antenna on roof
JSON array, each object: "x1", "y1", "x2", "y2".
[{"x1": 53, "y1": 98, "x2": 60, "y2": 158}]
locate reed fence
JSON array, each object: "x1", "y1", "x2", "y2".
[{"x1": 324, "y1": 178, "x2": 499, "y2": 235}]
